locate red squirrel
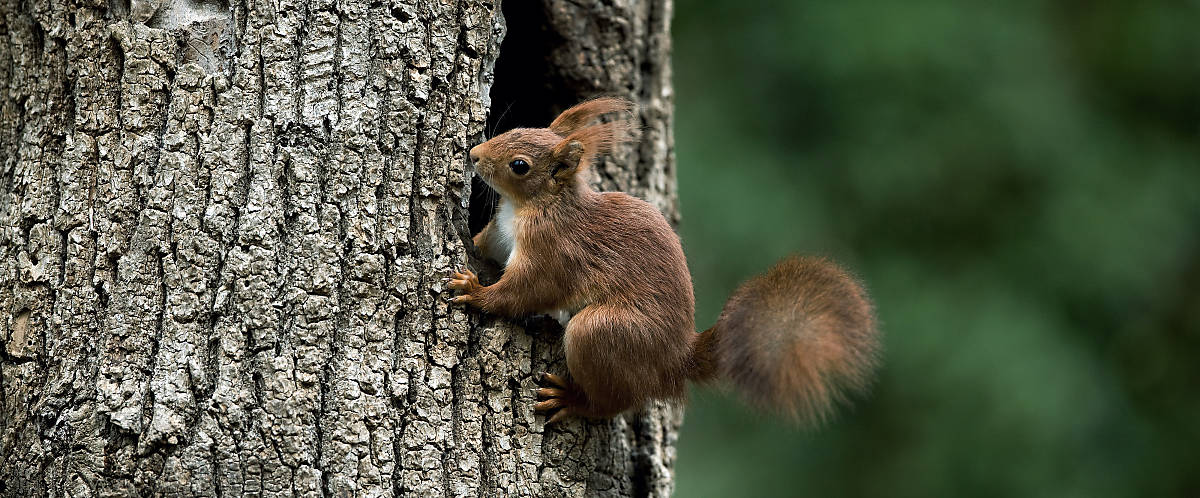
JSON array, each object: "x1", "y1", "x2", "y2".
[{"x1": 447, "y1": 97, "x2": 879, "y2": 425}]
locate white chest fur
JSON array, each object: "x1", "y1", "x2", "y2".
[{"x1": 495, "y1": 200, "x2": 518, "y2": 267}]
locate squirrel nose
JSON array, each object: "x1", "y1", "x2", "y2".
[{"x1": 468, "y1": 145, "x2": 481, "y2": 164}]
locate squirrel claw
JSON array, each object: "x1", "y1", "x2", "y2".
[
  {"x1": 533, "y1": 398, "x2": 564, "y2": 412},
  {"x1": 545, "y1": 407, "x2": 573, "y2": 425},
  {"x1": 536, "y1": 387, "x2": 565, "y2": 399},
  {"x1": 538, "y1": 372, "x2": 569, "y2": 389},
  {"x1": 534, "y1": 395, "x2": 576, "y2": 425}
]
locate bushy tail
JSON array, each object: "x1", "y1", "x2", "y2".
[{"x1": 689, "y1": 256, "x2": 880, "y2": 425}]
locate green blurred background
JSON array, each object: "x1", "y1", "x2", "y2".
[{"x1": 670, "y1": 1, "x2": 1200, "y2": 496}]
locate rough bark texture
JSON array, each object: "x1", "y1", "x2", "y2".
[{"x1": 0, "y1": 0, "x2": 678, "y2": 496}]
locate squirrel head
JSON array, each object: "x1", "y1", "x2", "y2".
[{"x1": 469, "y1": 97, "x2": 637, "y2": 206}]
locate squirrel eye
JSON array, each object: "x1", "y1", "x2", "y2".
[{"x1": 509, "y1": 159, "x2": 530, "y2": 175}]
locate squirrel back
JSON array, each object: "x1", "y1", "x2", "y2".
[{"x1": 689, "y1": 256, "x2": 880, "y2": 424}]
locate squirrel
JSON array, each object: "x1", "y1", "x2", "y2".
[{"x1": 447, "y1": 97, "x2": 880, "y2": 425}]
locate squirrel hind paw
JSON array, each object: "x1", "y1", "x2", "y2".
[{"x1": 533, "y1": 373, "x2": 584, "y2": 425}]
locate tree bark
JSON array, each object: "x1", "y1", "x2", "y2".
[{"x1": 0, "y1": 0, "x2": 677, "y2": 496}]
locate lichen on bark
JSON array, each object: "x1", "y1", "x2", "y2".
[{"x1": 1, "y1": 0, "x2": 679, "y2": 496}]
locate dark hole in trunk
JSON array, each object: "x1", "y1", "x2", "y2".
[{"x1": 468, "y1": 0, "x2": 598, "y2": 237}]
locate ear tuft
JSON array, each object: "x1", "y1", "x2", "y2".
[
  {"x1": 562, "y1": 118, "x2": 636, "y2": 159},
  {"x1": 548, "y1": 97, "x2": 637, "y2": 136},
  {"x1": 548, "y1": 97, "x2": 639, "y2": 175}
]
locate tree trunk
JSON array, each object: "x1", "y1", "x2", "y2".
[{"x1": 0, "y1": 0, "x2": 677, "y2": 496}]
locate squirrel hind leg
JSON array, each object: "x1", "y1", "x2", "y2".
[{"x1": 562, "y1": 305, "x2": 688, "y2": 418}]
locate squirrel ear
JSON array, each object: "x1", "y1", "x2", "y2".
[{"x1": 551, "y1": 140, "x2": 585, "y2": 180}]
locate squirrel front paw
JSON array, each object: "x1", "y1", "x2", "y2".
[{"x1": 446, "y1": 268, "x2": 483, "y2": 305}]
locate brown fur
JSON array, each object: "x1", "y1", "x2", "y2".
[
  {"x1": 689, "y1": 256, "x2": 880, "y2": 424},
  {"x1": 452, "y1": 98, "x2": 879, "y2": 424}
]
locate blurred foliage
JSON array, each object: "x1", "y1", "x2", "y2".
[{"x1": 671, "y1": 1, "x2": 1200, "y2": 496}]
